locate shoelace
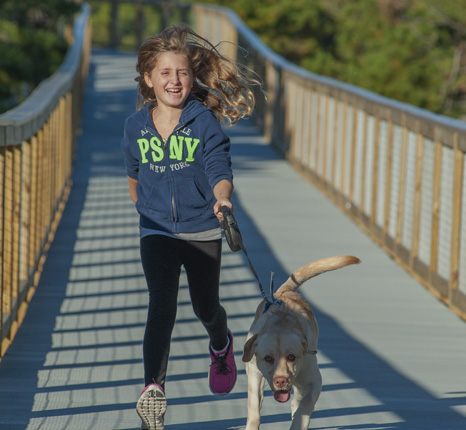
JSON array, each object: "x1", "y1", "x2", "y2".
[{"x1": 211, "y1": 353, "x2": 233, "y2": 375}]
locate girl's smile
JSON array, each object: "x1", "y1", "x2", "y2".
[{"x1": 144, "y1": 51, "x2": 193, "y2": 110}]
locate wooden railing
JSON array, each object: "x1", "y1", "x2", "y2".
[
  {"x1": 193, "y1": 4, "x2": 466, "y2": 321},
  {"x1": 0, "y1": 4, "x2": 92, "y2": 358}
]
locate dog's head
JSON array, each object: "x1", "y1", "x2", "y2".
[{"x1": 242, "y1": 328, "x2": 309, "y2": 403}]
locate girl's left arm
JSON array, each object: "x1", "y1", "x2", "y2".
[
  {"x1": 213, "y1": 179, "x2": 233, "y2": 220},
  {"x1": 128, "y1": 177, "x2": 139, "y2": 203}
]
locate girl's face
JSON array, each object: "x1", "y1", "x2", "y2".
[{"x1": 144, "y1": 51, "x2": 193, "y2": 110}]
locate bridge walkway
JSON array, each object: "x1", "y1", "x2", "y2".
[{"x1": 0, "y1": 50, "x2": 465, "y2": 430}]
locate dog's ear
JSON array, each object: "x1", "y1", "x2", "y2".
[{"x1": 242, "y1": 334, "x2": 258, "y2": 362}]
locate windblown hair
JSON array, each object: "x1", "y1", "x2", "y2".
[{"x1": 135, "y1": 24, "x2": 260, "y2": 126}]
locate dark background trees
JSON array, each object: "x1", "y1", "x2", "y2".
[
  {"x1": 204, "y1": 0, "x2": 466, "y2": 120},
  {"x1": 1, "y1": 0, "x2": 465, "y2": 119},
  {"x1": 0, "y1": 0, "x2": 79, "y2": 113}
]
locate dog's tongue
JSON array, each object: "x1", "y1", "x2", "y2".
[{"x1": 274, "y1": 390, "x2": 290, "y2": 403}]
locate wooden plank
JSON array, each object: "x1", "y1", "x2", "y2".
[
  {"x1": 321, "y1": 93, "x2": 329, "y2": 181},
  {"x1": 29, "y1": 136, "x2": 39, "y2": 271},
  {"x1": 289, "y1": 81, "x2": 300, "y2": 162},
  {"x1": 285, "y1": 80, "x2": 296, "y2": 158},
  {"x1": 383, "y1": 120, "x2": 394, "y2": 234},
  {"x1": 314, "y1": 91, "x2": 322, "y2": 175},
  {"x1": 302, "y1": 88, "x2": 311, "y2": 170},
  {"x1": 430, "y1": 140, "x2": 443, "y2": 274},
  {"x1": 349, "y1": 106, "x2": 358, "y2": 202},
  {"x1": 450, "y1": 133, "x2": 463, "y2": 290},
  {"x1": 20, "y1": 140, "x2": 32, "y2": 283},
  {"x1": 371, "y1": 115, "x2": 381, "y2": 224},
  {"x1": 411, "y1": 132, "x2": 424, "y2": 263},
  {"x1": 11, "y1": 145, "x2": 22, "y2": 299},
  {"x1": 339, "y1": 101, "x2": 347, "y2": 195},
  {"x1": 3, "y1": 149, "x2": 13, "y2": 315},
  {"x1": 360, "y1": 111, "x2": 368, "y2": 216},
  {"x1": 395, "y1": 117, "x2": 408, "y2": 246},
  {"x1": 37, "y1": 127, "x2": 46, "y2": 254},
  {"x1": 306, "y1": 90, "x2": 315, "y2": 170},
  {"x1": 331, "y1": 98, "x2": 339, "y2": 189},
  {"x1": 264, "y1": 61, "x2": 274, "y2": 142},
  {"x1": 0, "y1": 147, "x2": 4, "y2": 326}
]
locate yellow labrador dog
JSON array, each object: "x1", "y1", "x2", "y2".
[{"x1": 242, "y1": 255, "x2": 360, "y2": 430}]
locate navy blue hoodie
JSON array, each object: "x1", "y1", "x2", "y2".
[{"x1": 121, "y1": 96, "x2": 233, "y2": 234}]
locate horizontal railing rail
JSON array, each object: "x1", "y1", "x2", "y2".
[{"x1": 0, "y1": 4, "x2": 92, "y2": 359}]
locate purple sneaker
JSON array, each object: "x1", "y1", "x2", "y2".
[
  {"x1": 208, "y1": 329, "x2": 237, "y2": 395},
  {"x1": 137, "y1": 383, "x2": 167, "y2": 430}
]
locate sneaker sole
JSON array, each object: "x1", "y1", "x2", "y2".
[{"x1": 137, "y1": 386, "x2": 167, "y2": 430}]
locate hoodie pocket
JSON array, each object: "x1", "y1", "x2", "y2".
[
  {"x1": 137, "y1": 178, "x2": 173, "y2": 220},
  {"x1": 174, "y1": 178, "x2": 211, "y2": 222}
]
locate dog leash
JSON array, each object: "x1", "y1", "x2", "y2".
[
  {"x1": 220, "y1": 207, "x2": 318, "y2": 354},
  {"x1": 219, "y1": 206, "x2": 282, "y2": 310},
  {"x1": 220, "y1": 207, "x2": 317, "y2": 355}
]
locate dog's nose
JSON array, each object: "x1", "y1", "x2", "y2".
[{"x1": 274, "y1": 376, "x2": 287, "y2": 389}]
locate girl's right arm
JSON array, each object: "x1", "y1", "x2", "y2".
[{"x1": 128, "y1": 176, "x2": 138, "y2": 203}]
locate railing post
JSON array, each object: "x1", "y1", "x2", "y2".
[
  {"x1": 109, "y1": 0, "x2": 119, "y2": 49},
  {"x1": 180, "y1": 4, "x2": 189, "y2": 24},
  {"x1": 450, "y1": 133, "x2": 463, "y2": 291},
  {"x1": 135, "y1": 0, "x2": 144, "y2": 49},
  {"x1": 160, "y1": 3, "x2": 169, "y2": 30}
]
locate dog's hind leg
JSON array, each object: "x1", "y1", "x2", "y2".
[{"x1": 245, "y1": 362, "x2": 265, "y2": 430}]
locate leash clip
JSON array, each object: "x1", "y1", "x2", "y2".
[{"x1": 263, "y1": 272, "x2": 282, "y2": 313}]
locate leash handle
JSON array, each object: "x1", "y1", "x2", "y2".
[
  {"x1": 219, "y1": 205, "x2": 233, "y2": 219},
  {"x1": 219, "y1": 206, "x2": 242, "y2": 252}
]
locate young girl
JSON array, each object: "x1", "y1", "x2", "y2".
[{"x1": 121, "y1": 25, "x2": 258, "y2": 430}]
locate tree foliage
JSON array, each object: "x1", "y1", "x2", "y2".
[
  {"x1": 2, "y1": 0, "x2": 465, "y2": 119},
  {"x1": 203, "y1": 0, "x2": 466, "y2": 119},
  {"x1": 0, "y1": 0, "x2": 79, "y2": 113}
]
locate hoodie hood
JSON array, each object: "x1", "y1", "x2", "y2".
[{"x1": 136, "y1": 95, "x2": 213, "y2": 133}]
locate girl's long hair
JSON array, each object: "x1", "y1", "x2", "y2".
[{"x1": 135, "y1": 25, "x2": 261, "y2": 126}]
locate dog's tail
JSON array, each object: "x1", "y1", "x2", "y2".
[{"x1": 276, "y1": 255, "x2": 360, "y2": 294}]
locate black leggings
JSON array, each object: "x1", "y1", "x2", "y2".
[{"x1": 140, "y1": 234, "x2": 228, "y2": 388}]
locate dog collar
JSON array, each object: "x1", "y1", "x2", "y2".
[
  {"x1": 263, "y1": 298, "x2": 283, "y2": 313},
  {"x1": 262, "y1": 272, "x2": 283, "y2": 312}
]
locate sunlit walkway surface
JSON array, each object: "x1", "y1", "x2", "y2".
[{"x1": 1, "y1": 50, "x2": 465, "y2": 430}]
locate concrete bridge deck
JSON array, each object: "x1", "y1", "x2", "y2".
[{"x1": 1, "y1": 50, "x2": 465, "y2": 430}]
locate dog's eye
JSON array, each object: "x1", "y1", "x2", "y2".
[
  {"x1": 287, "y1": 354, "x2": 296, "y2": 362},
  {"x1": 264, "y1": 355, "x2": 274, "y2": 363}
]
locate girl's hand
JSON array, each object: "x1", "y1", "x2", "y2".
[{"x1": 214, "y1": 200, "x2": 233, "y2": 221}]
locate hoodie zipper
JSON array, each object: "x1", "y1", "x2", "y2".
[{"x1": 144, "y1": 124, "x2": 186, "y2": 223}]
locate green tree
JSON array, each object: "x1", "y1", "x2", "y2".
[
  {"x1": 0, "y1": 0, "x2": 79, "y2": 113},
  {"x1": 202, "y1": 0, "x2": 466, "y2": 119},
  {"x1": 330, "y1": 0, "x2": 463, "y2": 115}
]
